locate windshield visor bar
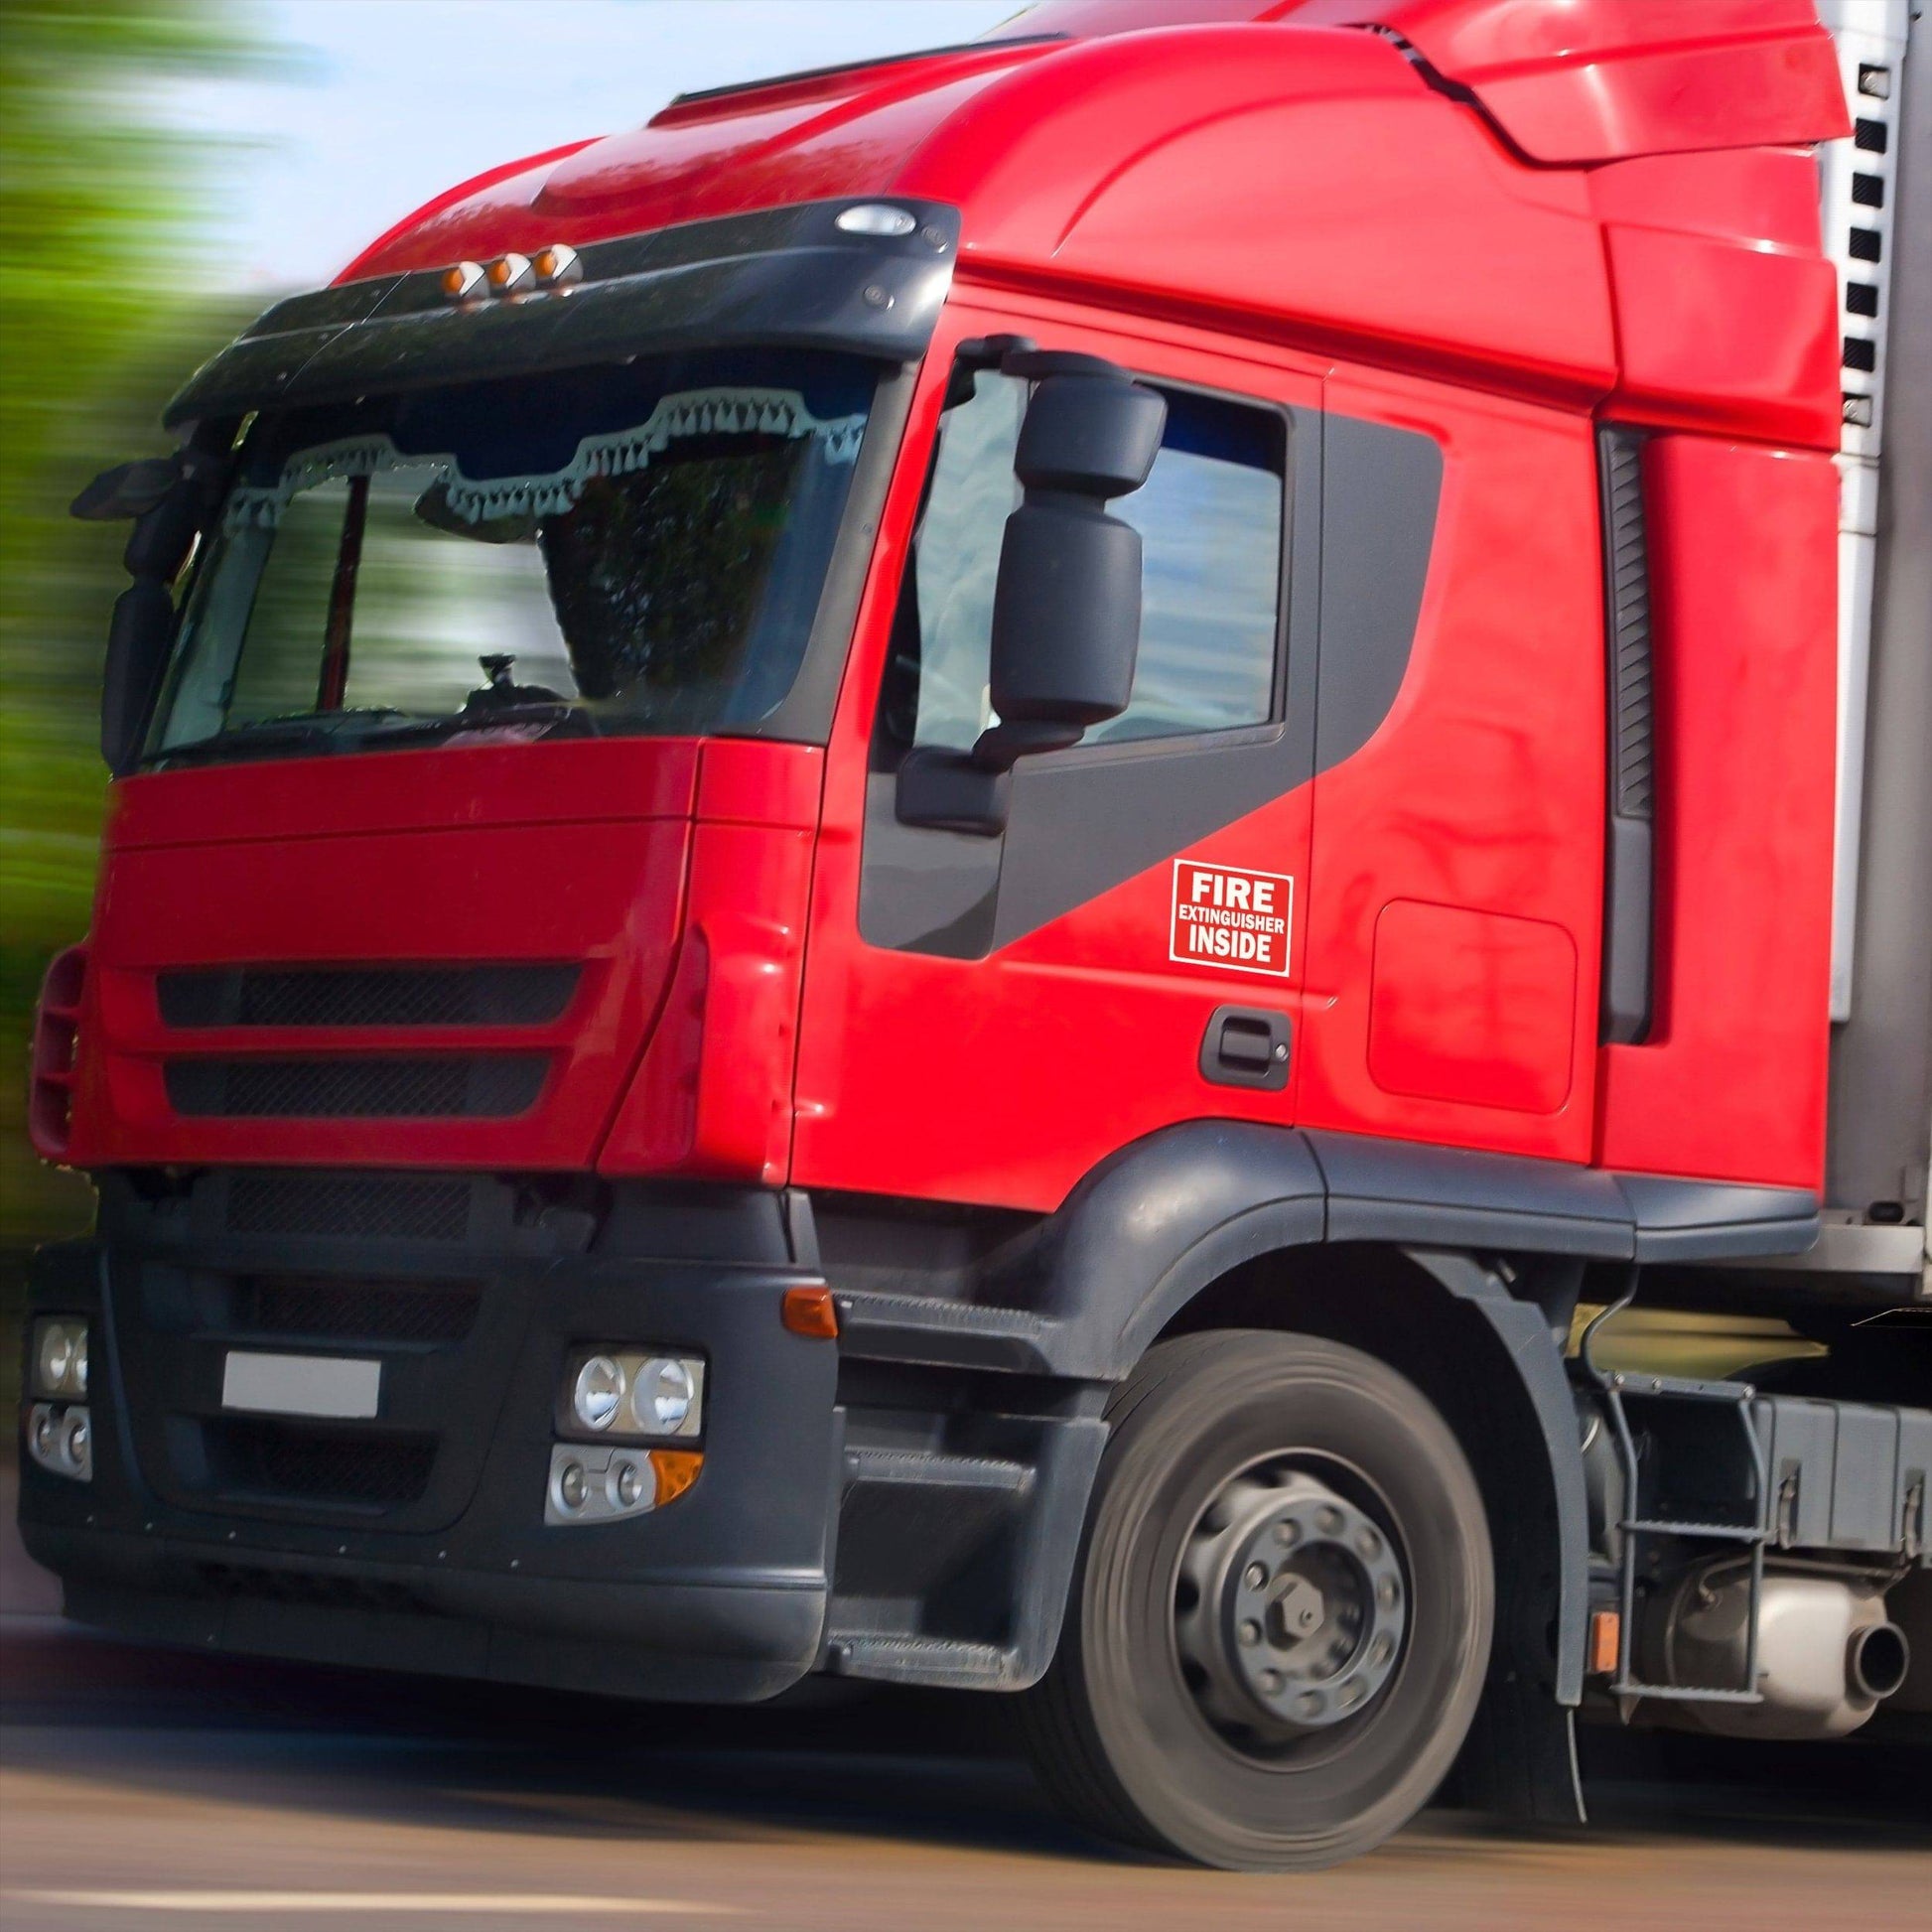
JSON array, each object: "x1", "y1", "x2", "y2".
[{"x1": 164, "y1": 199, "x2": 959, "y2": 430}]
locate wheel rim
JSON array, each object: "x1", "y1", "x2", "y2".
[{"x1": 1173, "y1": 1457, "x2": 1408, "y2": 1754}]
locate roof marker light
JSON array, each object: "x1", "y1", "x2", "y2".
[
  {"x1": 485, "y1": 251, "x2": 534, "y2": 296},
  {"x1": 531, "y1": 243, "x2": 582, "y2": 288},
  {"x1": 836, "y1": 204, "x2": 916, "y2": 237},
  {"x1": 442, "y1": 260, "x2": 485, "y2": 303}
]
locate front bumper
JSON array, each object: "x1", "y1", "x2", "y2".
[{"x1": 18, "y1": 1173, "x2": 841, "y2": 1702}]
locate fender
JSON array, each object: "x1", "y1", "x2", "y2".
[{"x1": 830, "y1": 1121, "x2": 1816, "y2": 1729}]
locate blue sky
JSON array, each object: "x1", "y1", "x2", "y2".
[{"x1": 174, "y1": 1, "x2": 1020, "y2": 291}]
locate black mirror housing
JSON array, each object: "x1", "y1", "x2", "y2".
[
  {"x1": 69, "y1": 455, "x2": 185, "y2": 522},
  {"x1": 100, "y1": 578, "x2": 176, "y2": 775},
  {"x1": 990, "y1": 500, "x2": 1143, "y2": 728},
  {"x1": 1012, "y1": 368, "x2": 1166, "y2": 498},
  {"x1": 896, "y1": 355, "x2": 1166, "y2": 837}
]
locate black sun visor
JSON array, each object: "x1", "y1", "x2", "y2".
[{"x1": 165, "y1": 199, "x2": 960, "y2": 429}]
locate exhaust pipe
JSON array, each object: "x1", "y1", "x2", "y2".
[{"x1": 1849, "y1": 1619, "x2": 1912, "y2": 1704}]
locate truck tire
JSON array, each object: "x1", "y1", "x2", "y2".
[{"x1": 1021, "y1": 1329, "x2": 1492, "y2": 1869}]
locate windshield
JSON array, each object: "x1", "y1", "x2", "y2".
[{"x1": 146, "y1": 348, "x2": 877, "y2": 766}]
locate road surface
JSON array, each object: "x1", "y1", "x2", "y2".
[{"x1": 3, "y1": 1469, "x2": 1927, "y2": 1932}]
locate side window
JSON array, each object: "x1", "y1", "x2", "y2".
[{"x1": 876, "y1": 368, "x2": 1286, "y2": 764}]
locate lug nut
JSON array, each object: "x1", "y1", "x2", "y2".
[{"x1": 1243, "y1": 1562, "x2": 1267, "y2": 1589}]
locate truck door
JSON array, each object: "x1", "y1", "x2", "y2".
[
  {"x1": 1294, "y1": 368, "x2": 1605, "y2": 1165},
  {"x1": 794, "y1": 305, "x2": 1322, "y2": 1211}
]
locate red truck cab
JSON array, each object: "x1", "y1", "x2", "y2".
[{"x1": 22, "y1": 0, "x2": 1932, "y2": 1869}]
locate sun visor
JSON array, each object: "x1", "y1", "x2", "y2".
[{"x1": 165, "y1": 200, "x2": 959, "y2": 429}]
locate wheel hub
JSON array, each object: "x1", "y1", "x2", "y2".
[{"x1": 1175, "y1": 1465, "x2": 1407, "y2": 1737}]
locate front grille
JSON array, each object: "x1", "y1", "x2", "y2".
[
  {"x1": 166, "y1": 1055, "x2": 546, "y2": 1119},
  {"x1": 206, "y1": 1418, "x2": 437, "y2": 1509},
  {"x1": 229, "y1": 1274, "x2": 480, "y2": 1345},
  {"x1": 225, "y1": 1173, "x2": 474, "y2": 1241},
  {"x1": 159, "y1": 964, "x2": 579, "y2": 1031}
]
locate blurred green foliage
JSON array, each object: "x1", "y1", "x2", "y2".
[{"x1": 1, "y1": 1, "x2": 261, "y2": 1252}]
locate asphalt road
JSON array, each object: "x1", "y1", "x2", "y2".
[{"x1": 3, "y1": 1471, "x2": 1928, "y2": 1932}]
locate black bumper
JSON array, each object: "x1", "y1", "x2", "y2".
[{"x1": 18, "y1": 1175, "x2": 842, "y2": 1703}]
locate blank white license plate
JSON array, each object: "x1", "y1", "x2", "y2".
[{"x1": 222, "y1": 1351, "x2": 380, "y2": 1421}]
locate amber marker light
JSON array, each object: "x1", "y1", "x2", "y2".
[
  {"x1": 484, "y1": 251, "x2": 533, "y2": 296},
  {"x1": 441, "y1": 260, "x2": 485, "y2": 303},
  {"x1": 781, "y1": 1286, "x2": 840, "y2": 1339},
  {"x1": 531, "y1": 242, "x2": 582, "y2": 288},
  {"x1": 650, "y1": 1449, "x2": 703, "y2": 1507},
  {"x1": 1588, "y1": 1606, "x2": 1621, "y2": 1675}
]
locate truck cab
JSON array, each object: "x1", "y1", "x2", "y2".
[{"x1": 22, "y1": 0, "x2": 1931, "y2": 1870}]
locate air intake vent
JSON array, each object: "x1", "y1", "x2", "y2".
[
  {"x1": 225, "y1": 1173, "x2": 474, "y2": 1241},
  {"x1": 158, "y1": 963, "x2": 579, "y2": 1030},
  {"x1": 228, "y1": 1275, "x2": 480, "y2": 1345},
  {"x1": 204, "y1": 1418, "x2": 437, "y2": 1510},
  {"x1": 167, "y1": 1056, "x2": 546, "y2": 1119}
]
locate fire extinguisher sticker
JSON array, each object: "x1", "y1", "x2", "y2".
[{"x1": 1170, "y1": 861, "x2": 1294, "y2": 977}]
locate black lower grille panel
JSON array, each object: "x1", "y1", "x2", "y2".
[
  {"x1": 230, "y1": 1275, "x2": 480, "y2": 1345},
  {"x1": 167, "y1": 1055, "x2": 546, "y2": 1118},
  {"x1": 225, "y1": 1173, "x2": 475, "y2": 1241},
  {"x1": 194, "y1": 1563, "x2": 429, "y2": 1614},
  {"x1": 159, "y1": 963, "x2": 579, "y2": 1030},
  {"x1": 205, "y1": 1419, "x2": 437, "y2": 1510}
]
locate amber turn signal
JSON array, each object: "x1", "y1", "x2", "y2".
[
  {"x1": 781, "y1": 1286, "x2": 840, "y2": 1339},
  {"x1": 649, "y1": 1449, "x2": 703, "y2": 1507},
  {"x1": 1588, "y1": 1606, "x2": 1621, "y2": 1675}
]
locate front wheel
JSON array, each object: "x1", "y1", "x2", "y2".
[{"x1": 1021, "y1": 1330, "x2": 1493, "y2": 1869}]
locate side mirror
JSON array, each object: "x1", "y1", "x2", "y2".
[
  {"x1": 897, "y1": 355, "x2": 1166, "y2": 835},
  {"x1": 101, "y1": 577, "x2": 177, "y2": 774},
  {"x1": 73, "y1": 442, "x2": 229, "y2": 774}
]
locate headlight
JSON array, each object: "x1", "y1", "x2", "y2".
[
  {"x1": 634, "y1": 1357, "x2": 694, "y2": 1435},
  {"x1": 572, "y1": 1355, "x2": 625, "y2": 1432},
  {"x1": 31, "y1": 1318, "x2": 89, "y2": 1400},
  {"x1": 557, "y1": 1346, "x2": 705, "y2": 1444}
]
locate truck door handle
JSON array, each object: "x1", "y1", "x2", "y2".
[{"x1": 1200, "y1": 1006, "x2": 1291, "y2": 1090}]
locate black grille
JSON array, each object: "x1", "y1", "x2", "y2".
[
  {"x1": 206, "y1": 1418, "x2": 437, "y2": 1509},
  {"x1": 167, "y1": 1056, "x2": 546, "y2": 1118},
  {"x1": 229, "y1": 1275, "x2": 479, "y2": 1345},
  {"x1": 159, "y1": 964, "x2": 579, "y2": 1031},
  {"x1": 226, "y1": 1173, "x2": 473, "y2": 1241},
  {"x1": 194, "y1": 1562, "x2": 428, "y2": 1614}
]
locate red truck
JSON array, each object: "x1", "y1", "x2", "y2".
[{"x1": 21, "y1": 0, "x2": 1930, "y2": 1869}]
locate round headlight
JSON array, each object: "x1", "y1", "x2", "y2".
[
  {"x1": 62, "y1": 1413, "x2": 89, "y2": 1471},
  {"x1": 573, "y1": 1355, "x2": 625, "y2": 1432},
  {"x1": 635, "y1": 1357, "x2": 694, "y2": 1435},
  {"x1": 610, "y1": 1456, "x2": 646, "y2": 1510},
  {"x1": 37, "y1": 1323, "x2": 73, "y2": 1395},
  {"x1": 32, "y1": 1409, "x2": 58, "y2": 1460},
  {"x1": 556, "y1": 1459, "x2": 587, "y2": 1511}
]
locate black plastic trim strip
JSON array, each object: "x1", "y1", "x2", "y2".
[
  {"x1": 164, "y1": 200, "x2": 961, "y2": 428},
  {"x1": 1597, "y1": 426, "x2": 1656, "y2": 1045}
]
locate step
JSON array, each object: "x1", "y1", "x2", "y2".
[
  {"x1": 822, "y1": 1631, "x2": 1020, "y2": 1689},
  {"x1": 842, "y1": 1446, "x2": 1032, "y2": 1493},
  {"x1": 834, "y1": 1290, "x2": 1052, "y2": 1372},
  {"x1": 1620, "y1": 1518, "x2": 1765, "y2": 1542},
  {"x1": 1610, "y1": 1680, "x2": 1763, "y2": 1705}
]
